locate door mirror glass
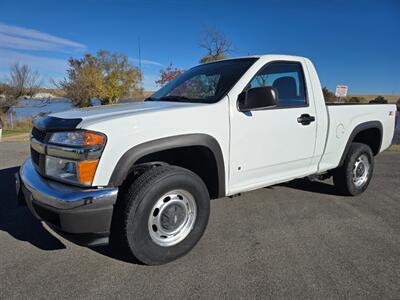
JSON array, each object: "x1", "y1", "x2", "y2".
[{"x1": 237, "y1": 86, "x2": 277, "y2": 112}]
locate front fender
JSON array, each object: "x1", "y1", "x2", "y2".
[{"x1": 108, "y1": 134, "x2": 226, "y2": 198}]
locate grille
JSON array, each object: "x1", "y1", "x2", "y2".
[
  {"x1": 31, "y1": 148, "x2": 40, "y2": 167},
  {"x1": 31, "y1": 127, "x2": 46, "y2": 142},
  {"x1": 30, "y1": 146, "x2": 45, "y2": 176},
  {"x1": 31, "y1": 127, "x2": 46, "y2": 175}
]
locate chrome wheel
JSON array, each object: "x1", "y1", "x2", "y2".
[
  {"x1": 148, "y1": 189, "x2": 197, "y2": 247},
  {"x1": 352, "y1": 154, "x2": 370, "y2": 188}
]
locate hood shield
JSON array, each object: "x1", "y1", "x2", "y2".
[{"x1": 34, "y1": 116, "x2": 82, "y2": 131}]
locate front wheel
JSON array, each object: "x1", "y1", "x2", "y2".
[
  {"x1": 110, "y1": 165, "x2": 210, "y2": 265},
  {"x1": 333, "y1": 142, "x2": 374, "y2": 196}
]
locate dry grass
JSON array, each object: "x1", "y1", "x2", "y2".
[
  {"x1": 1, "y1": 132, "x2": 29, "y2": 141},
  {"x1": 3, "y1": 117, "x2": 34, "y2": 129},
  {"x1": 2, "y1": 117, "x2": 33, "y2": 140},
  {"x1": 387, "y1": 144, "x2": 400, "y2": 152},
  {"x1": 347, "y1": 95, "x2": 399, "y2": 103}
]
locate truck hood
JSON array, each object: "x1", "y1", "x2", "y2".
[{"x1": 40, "y1": 101, "x2": 204, "y2": 130}]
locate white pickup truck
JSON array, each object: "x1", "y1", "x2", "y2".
[{"x1": 17, "y1": 55, "x2": 397, "y2": 265}]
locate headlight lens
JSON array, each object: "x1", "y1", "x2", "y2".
[
  {"x1": 49, "y1": 131, "x2": 105, "y2": 147},
  {"x1": 45, "y1": 156, "x2": 99, "y2": 186},
  {"x1": 46, "y1": 156, "x2": 79, "y2": 183},
  {"x1": 42, "y1": 130, "x2": 106, "y2": 186}
]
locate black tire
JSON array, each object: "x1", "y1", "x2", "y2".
[
  {"x1": 333, "y1": 142, "x2": 374, "y2": 196},
  {"x1": 110, "y1": 165, "x2": 210, "y2": 265}
]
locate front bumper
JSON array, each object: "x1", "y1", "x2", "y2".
[{"x1": 17, "y1": 159, "x2": 118, "y2": 244}]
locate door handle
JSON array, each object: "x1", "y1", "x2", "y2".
[{"x1": 297, "y1": 114, "x2": 315, "y2": 125}]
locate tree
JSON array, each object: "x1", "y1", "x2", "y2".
[
  {"x1": 199, "y1": 27, "x2": 233, "y2": 64},
  {"x1": 59, "y1": 50, "x2": 142, "y2": 107},
  {"x1": 155, "y1": 63, "x2": 184, "y2": 86},
  {"x1": 9, "y1": 63, "x2": 42, "y2": 97},
  {"x1": 396, "y1": 98, "x2": 400, "y2": 111},
  {"x1": 369, "y1": 96, "x2": 388, "y2": 104},
  {"x1": 96, "y1": 50, "x2": 142, "y2": 104},
  {"x1": 58, "y1": 55, "x2": 104, "y2": 107},
  {"x1": 0, "y1": 63, "x2": 42, "y2": 124},
  {"x1": 322, "y1": 87, "x2": 336, "y2": 102}
]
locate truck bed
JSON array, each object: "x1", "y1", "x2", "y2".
[{"x1": 317, "y1": 103, "x2": 396, "y2": 173}]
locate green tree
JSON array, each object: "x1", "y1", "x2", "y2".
[
  {"x1": 199, "y1": 27, "x2": 232, "y2": 64},
  {"x1": 59, "y1": 50, "x2": 142, "y2": 107}
]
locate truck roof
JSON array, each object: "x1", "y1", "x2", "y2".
[{"x1": 200, "y1": 54, "x2": 308, "y2": 65}]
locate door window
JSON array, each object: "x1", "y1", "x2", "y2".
[{"x1": 248, "y1": 62, "x2": 307, "y2": 107}]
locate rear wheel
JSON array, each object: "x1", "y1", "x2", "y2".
[
  {"x1": 333, "y1": 142, "x2": 374, "y2": 196},
  {"x1": 110, "y1": 165, "x2": 210, "y2": 265}
]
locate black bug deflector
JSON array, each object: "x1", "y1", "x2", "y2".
[{"x1": 33, "y1": 116, "x2": 82, "y2": 132}]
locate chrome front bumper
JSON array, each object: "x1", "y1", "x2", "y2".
[{"x1": 18, "y1": 159, "x2": 118, "y2": 238}]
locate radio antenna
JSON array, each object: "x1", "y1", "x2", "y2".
[{"x1": 138, "y1": 37, "x2": 143, "y2": 90}]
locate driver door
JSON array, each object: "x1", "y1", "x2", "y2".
[{"x1": 229, "y1": 60, "x2": 317, "y2": 193}]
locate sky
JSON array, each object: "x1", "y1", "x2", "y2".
[{"x1": 0, "y1": 0, "x2": 399, "y2": 94}]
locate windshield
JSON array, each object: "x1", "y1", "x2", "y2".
[{"x1": 148, "y1": 58, "x2": 258, "y2": 104}]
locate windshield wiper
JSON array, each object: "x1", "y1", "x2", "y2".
[{"x1": 159, "y1": 95, "x2": 191, "y2": 101}]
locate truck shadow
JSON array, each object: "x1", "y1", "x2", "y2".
[
  {"x1": 0, "y1": 166, "x2": 66, "y2": 251},
  {"x1": 279, "y1": 178, "x2": 342, "y2": 196},
  {"x1": 90, "y1": 245, "x2": 144, "y2": 265}
]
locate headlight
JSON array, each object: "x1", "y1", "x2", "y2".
[
  {"x1": 43, "y1": 130, "x2": 106, "y2": 186},
  {"x1": 49, "y1": 131, "x2": 105, "y2": 147},
  {"x1": 45, "y1": 156, "x2": 99, "y2": 186}
]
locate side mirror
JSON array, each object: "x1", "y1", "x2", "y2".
[{"x1": 237, "y1": 86, "x2": 277, "y2": 112}]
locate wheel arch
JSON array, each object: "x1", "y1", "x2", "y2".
[
  {"x1": 108, "y1": 134, "x2": 226, "y2": 199},
  {"x1": 338, "y1": 121, "x2": 383, "y2": 167}
]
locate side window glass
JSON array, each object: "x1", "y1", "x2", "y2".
[{"x1": 248, "y1": 62, "x2": 307, "y2": 107}]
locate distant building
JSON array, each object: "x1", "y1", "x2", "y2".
[{"x1": 32, "y1": 92, "x2": 56, "y2": 99}]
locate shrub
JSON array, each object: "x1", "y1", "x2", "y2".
[{"x1": 369, "y1": 96, "x2": 388, "y2": 104}]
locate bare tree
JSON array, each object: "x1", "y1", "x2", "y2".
[
  {"x1": 9, "y1": 63, "x2": 42, "y2": 97},
  {"x1": 0, "y1": 63, "x2": 43, "y2": 124},
  {"x1": 199, "y1": 27, "x2": 233, "y2": 64}
]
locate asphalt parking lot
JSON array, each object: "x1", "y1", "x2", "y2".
[{"x1": 1, "y1": 141, "x2": 399, "y2": 299}]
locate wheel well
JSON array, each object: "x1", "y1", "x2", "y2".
[
  {"x1": 352, "y1": 127, "x2": 381, "y2": 155},
  {"x1": 130, "y1": 146, "x2": 220, "y2": 199}
]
